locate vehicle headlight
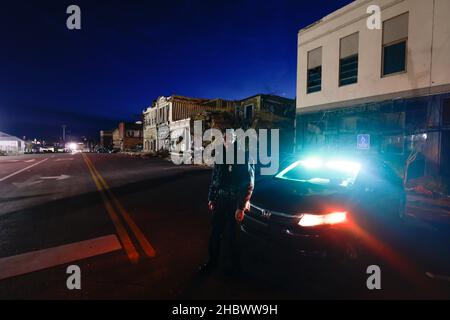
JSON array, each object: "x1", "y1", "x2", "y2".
[
  {"x1": 69, "y1": 143, "x2": 77, "y2": 150},
  {"x1": 298, "y1": 211, "x2": 347, "y2": 227}
]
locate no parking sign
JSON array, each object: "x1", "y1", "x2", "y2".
[{"x1": 357, "y1": 134, "x2": 370, "y2": 150}]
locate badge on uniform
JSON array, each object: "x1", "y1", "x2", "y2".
[{"x1": 228, "y1": 165, "x2": 232, "y2": 172}]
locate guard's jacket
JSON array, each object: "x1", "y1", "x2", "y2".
[{"x1": 207, "y1": 153, "x2": 255, "y2": 210}]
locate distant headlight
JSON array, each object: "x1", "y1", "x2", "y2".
[
  {"x1": 69, "y1": 143, "x2": 77, "y2": 150},
  {"x1": 298, "y1": 212, "x2": 347, "y2": 227}
]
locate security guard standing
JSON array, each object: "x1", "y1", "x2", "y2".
[{"x1": 199, "y1": 139, "x2": 255, "y2": 275}]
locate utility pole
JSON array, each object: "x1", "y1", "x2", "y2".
[{"x1": 62, "y1": 125, "x2": 67, "y2": 142}]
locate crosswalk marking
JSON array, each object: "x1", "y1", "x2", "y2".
[{"x1": 0, "y1": 235, "x2": 122, "y2": 281}]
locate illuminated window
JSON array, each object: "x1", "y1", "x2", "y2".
[
  {"x1": 339, "y1": 33, "x2": 359, "y2": 86},
  {"x1": 382, "y1": 13, "x2": 408, "y2": 76},
  {"x1": 307, "y1": 47, "x2": 322, "y2": 93}
]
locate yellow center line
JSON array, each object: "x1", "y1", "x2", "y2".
[
  {"x1": 82, "y1": 153, "x2": 140, "y2": 264},
  {"x1": 83, "y1": 153, "x2": 156, "y2": 258}
]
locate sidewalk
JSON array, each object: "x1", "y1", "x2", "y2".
[{"x1": 407, "y1": 192, "x2": 450, "y2": 225}]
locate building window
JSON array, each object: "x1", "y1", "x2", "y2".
[
  {"x1": 443, "y1": 98, "x2": 450, "y2": 126},
  {"x1": 339, "y1": 33, "x2": 359, "y2": 86},
  {"x1": 382, "y1": 13, "x2": 409, "y2": 76},
  {"x1": 307, "y1": 47, "x2": 322, "y2": 94},
  {"x1": 244, "y1": 105, "x2": 254, "y2": 121}
]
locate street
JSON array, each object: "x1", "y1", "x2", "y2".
[{"x1": 0, "y1": 153, "x2": 449, "y2": 299}]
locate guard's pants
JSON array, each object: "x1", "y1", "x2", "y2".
[{"x1": 208, "y1": 195, "x2": 241, "y2": 269}]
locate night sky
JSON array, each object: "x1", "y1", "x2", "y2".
[{"x1": 0, "y1": 0, "x2": 352, "y2": 141}]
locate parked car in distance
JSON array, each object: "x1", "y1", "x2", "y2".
[{"x1": 96, "y1": 147, "x2": 113, "y2": 153}]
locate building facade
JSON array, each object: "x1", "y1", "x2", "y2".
[
  {"x1": 144, "y1": 94, "x2": 295, "y2": 159},
  {"x1": 112, "y1": 128, "x2": 120, "y2": 150},
  {"x1": 236, "y1": 94, "x2": 296, "y2": 156},
  {"x1": 112, "y1": 122, "x2": 143, "y2": 151},
  {"x1": 0, "y1": 131, "x2": 25, "y2": 155},
  {"x1": 143, "y1": 105, "x2": 157, "y2": 152},
  {"x1": 145, "y1": 95, "x2": 235, "y2": 154},
  {"x1": 170, "y1": 96, "x2": 234, "y2": 155},
  {"x1": 155, "y1": 96, "x2": 172, "y2": 152},
  {"x1": 99, "y1": 130, "x2": 113, "y2": 149},
  {"x1": 296, "y1": 0, "x2": 450, "y2": 180}
]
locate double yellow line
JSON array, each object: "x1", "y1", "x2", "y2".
[{"x1": 82, "y1": 153, "x2": 156, "y2": 263}]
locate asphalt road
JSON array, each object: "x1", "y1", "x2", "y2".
[{"x1": 0, "y1": 153, "x2": 449, "y2": 299}]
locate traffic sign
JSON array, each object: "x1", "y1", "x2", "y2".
[{"x1": 357, "y1": 134, "x2": 370, "y2": 150}]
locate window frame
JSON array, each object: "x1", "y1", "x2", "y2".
[
  {"x1": 381, "y1": 13, "x2": 409, "y2": 78},
  {"x1": 339, "y1": 53, "x2": 359, "y2": 87},
  {"x1": 338, "y1": 32, "x2": 359, "y2": 87},
  {"x1": 244, "y1": 104, "x2": 254, "y2": 121},
  {"x1": 306, "y1": 46, "x2": 323, "y2": 94}
]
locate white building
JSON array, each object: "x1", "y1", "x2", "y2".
[
  {"x1": 170, "y1": 118, "x2": 191, "y2": 155},
  {"x1": 0, "y1": 132, "x2": 25, "y2": 155},
  {"x1": 144, "y1": 95, "x2": 235, "y2": 155},
  {"x1": 296, "y1": 0, "x2": 450, "y2": 178},
  {"x1": 143, "y1": 105, "x2": 158, "y2": 152},
  {"x1": 155, "y1": 96, "x2": 172, "y2": 151},
  {"x1": 297, "y1": 0, "x2": 450, "y2": 112}
]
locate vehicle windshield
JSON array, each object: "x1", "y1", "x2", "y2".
[{"x1": 275, "y1": 158, "x2": 361, "y2": 188}]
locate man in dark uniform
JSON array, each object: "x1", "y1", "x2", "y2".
[{"x1": 199, "y1": 138, "x2": 255, "y2": 275}]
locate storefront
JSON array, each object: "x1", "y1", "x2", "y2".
[
  {"x1": 296, "y1": 93, "x2": 450, "y2": 181},
  {"x1": 157, "y1": 124, "x2": 170, "y2": 151}
]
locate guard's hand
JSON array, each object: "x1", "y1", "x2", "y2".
[
  {"x1": 244, "y1": 201, "x2": 251, "y2": 212},
  {"x1": 208, "y1": 201, "x2": 215, "y2": 212},
  {"x1": 235, "y1": 209, "x2": 245, "y2": 223}
]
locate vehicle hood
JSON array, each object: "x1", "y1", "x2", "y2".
[{"x1": 251, "y1": 177, "x2": 351, "y2": 215}]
